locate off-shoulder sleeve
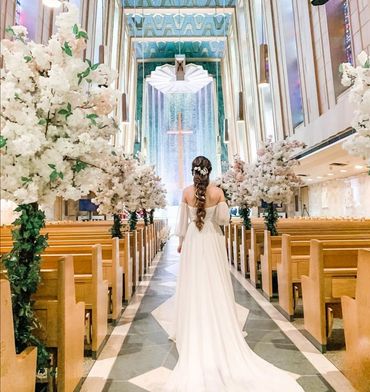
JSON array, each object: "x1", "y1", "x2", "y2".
[
  {"x1": 174, "y1": 202, "x2": 189, "y2": 240},
  {"x1": 215, "y1": 201, "x2": 230, "y2": 226}
]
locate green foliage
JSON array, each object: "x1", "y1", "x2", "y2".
[
  {"x1": 73, "y1": 24, "x2": 88, "y2": 40},
  {"x1": 142, "y1": 209, "x2": 149, "y2": 226},
  {"x1": 72, "y1": 160, "x2": 88, "y2": 173},
  {"x1": 128, "y1": 211, "x2": 138, "y2": 231},
  {"x1": 21, "y1": 176, "x2": 32, "y2": 185},
  {"x1": 149, "y1": 209, "x2": 155, "y2": 225},
  {"x1": 110, "y1": 214, "x2": 123, "y2": 239},
  {"x1": 264, "y1": 203, "x2": 279, "y2": 236},
  {"x1": 2, "y1": 203, "x2": 50, "y2": 371},
  {"x1": 24, "y1": 55, "x2": 32, "y2": 63},
  {"x1": 0, "y1": 135, "x2": 7, "y2": 148},
  {"x1": 61, "y1": 41, "x2": 72, "y2": 56},
  {"x1": 239, "y1": 207, "x2": 251, "y2": 230},
  {"x1": 5, "y1": 26, "x2": 15, "y2": 35},
  {"x1": 86, "y1": 113, "x2": 99, "y2": 125},
  {"x1": 48, "y1": 164, "x2": 64, "y2": 182},
  {"x1": 58, "y1": 102, "x2": 72, "y2": 119}
]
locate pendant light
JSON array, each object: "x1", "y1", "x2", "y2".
[
  {"x1": 258, "y1": 2, "x2": 269, "y2": 86},
  {"x1": 121, "y1": 0, "x2": 128, "y2": 123},
  {"x1": 222, "y1": 0, "x2": 230, "y2": 144},
  {"x1": 238, "y1": 91, "x2": 244, "y2": 121},
  {"x1": 99, "y1": 0, "x2": 105, "y2": 64}
]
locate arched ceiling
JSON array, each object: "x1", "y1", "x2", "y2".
[{"x1": 122, "y1": 0, "x2": 235, "y2": 60}]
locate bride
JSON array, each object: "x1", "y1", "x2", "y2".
[{"x1": 163, "y1": 156, "x2": 304, "y2": 392}]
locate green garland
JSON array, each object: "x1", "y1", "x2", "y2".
[
  {"x1": 239, "y1": 207, "x2": 251, "y2": 230},
  {"x1": 110, "y1": 214, "x2": 123, "y2": 238},
  {"x1": 3, "y1": 203, "x2": 50, "y2": 371},
  {"x1": 128, "y1": 210, "x2": 138, "y2": 231},
  {"x1": 142, "y1": 209, "x2": 149, "y2": 226},
  {"x1": 264, "y1": 202, "x2": 279, "y2": 236},
  {"x1": 149, "y1": 209, "x2": 155, "y2": 224}
]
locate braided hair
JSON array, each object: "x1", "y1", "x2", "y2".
[{"x1": 192, "y1": 156, "x2": 212, "y2": 231}]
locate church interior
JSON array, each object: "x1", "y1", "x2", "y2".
[{"x1": 1, "y1": 0, "x2": 370, "y2": 391}]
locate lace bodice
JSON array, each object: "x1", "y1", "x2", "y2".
[{"x1": 175, "y1": 201, "x2": 230, "y2": 239}]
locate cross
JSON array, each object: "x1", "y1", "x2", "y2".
[{"x1": 167, "y1": 112, "x2": 193, "y2": 190}]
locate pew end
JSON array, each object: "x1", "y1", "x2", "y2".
[{"x1": 1, "y1": 279, "x2": 38, "y2": 392}]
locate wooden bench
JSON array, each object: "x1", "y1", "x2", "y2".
[
  {"x1": 40, "y1": 245, "x2": 108, "y2": 357},
  {"x1": 301, "y1": 240, "x2": 370, "y2": 352},
  {"x1": 240, "y1": 226, "x2": 251, "y2": 278},
  {"x1": 232, "y1": 222, "x2": 242, "y2": 271},
  {"x1": 1, "y1": 279, "x2": 37, "y2": 392},
  {"x1": 33, "y1": 255, "x2": 85, "y2": 391},
  {"x1": 341, "y1": 249, "x2": 370, "y2": 391},
  {"x1": 277, "y1": 234, "x2": 370, "y2": 320}
]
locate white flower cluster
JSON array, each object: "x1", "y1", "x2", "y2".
[
  {"x1": 0, "y1": 4, "x2": 120, "y2": 208},
  {"x1": 341, "y1": 51, "x2": 370, "y2": 167},
  {"x1": 217, "y1": 155, "x2": 257, "y2": 208},
  {"x1": 92, "y1": 152, "x2": 167, "y2": 215},
  {"x1": 248, "y1": 139, "x2": 304, "y2": 205}
]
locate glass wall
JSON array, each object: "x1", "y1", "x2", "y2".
[
  {"x1": 15, "y1": 0, "x2": 40, "y2": 41},
  {"x1": 326, "y1": 0, "x2": 353, "y2": 98},
  {"x1": 278, "y1": 0, "x2": 304, "y2": 129},
  {"x1": 252, "y1": 0, "x2": 276, "y2": 141}
]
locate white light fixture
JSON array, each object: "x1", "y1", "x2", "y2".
[
  {"x1": 43, "y1": 0, "x2": 61, "y2": 7},
  {"x1": 340, "y1": 169, "x2": 347, "y2": 173},
  {"x1": 354, "y1": 165, "x2": 364, "y2": 169},
  {"x1": 307, "y1": 178, "x2": 313, "y2": 182},
  {"x1": 328, "y1": 173, "x2": 334, "y2": 176},
  {"x1": 316, "y1": 176, "x2": 323, "y2": 179}
]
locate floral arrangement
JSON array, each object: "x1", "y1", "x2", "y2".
[
  {"x1": 249, "y1": 138, "x2": 304, "y2": 235},
  {"x1": 341, "y1": 51, "x2": 370, "y2": 171},
  {"x1": 217, "y1": 156, "x2": 257, "y2": 229},
  {"x1": 0, "y1": 4, "x2": 120, "y2": 372}
]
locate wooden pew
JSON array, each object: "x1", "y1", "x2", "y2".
[
  {"x1": 277, "y1": 234, "x2": 370, "y2": 320},
  {"x1": 41, "y1": 245, "x2": 108, "y2": 357},
  {"x1": 341, "y1": 249, "x2": 370, "y2": 391},
  {"x1": 240, "y1": 226, "x2": 251, "y2": 278},
  {"x1": 232, "y1": 222, "x2": 242, "y2": 271},
  {"x1": 1, "y1": 279, "x2": 37, "y2": 392},
  {"x1": 33, "y1": 255, "x2": 85, "y2": 391},
  {"x1": 301, "y1": 240, "x2": 369, "y2": 352},
  {"x1": 260, "y1": 230, "x2": 281, "y2": 300}
]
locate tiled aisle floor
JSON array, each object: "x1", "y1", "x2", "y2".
[{"x1": 82, "y1": 238, "x2": 355, "y2": 392}]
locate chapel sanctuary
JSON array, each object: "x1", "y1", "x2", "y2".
[{"x1": 0, "y1": 0, "x2": 370, "y2": 391}]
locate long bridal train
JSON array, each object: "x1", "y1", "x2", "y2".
[{"x1": 162, "y1": 201, "x2": 304, "y2": 392}]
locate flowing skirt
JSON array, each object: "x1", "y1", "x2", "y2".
[{"x1": 163, "y1": 221, "x2": 304, "y2": 392}]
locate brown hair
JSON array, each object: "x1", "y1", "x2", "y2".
[{"x1": 192, "y1": 156, "x2": 212, "y2": 231}]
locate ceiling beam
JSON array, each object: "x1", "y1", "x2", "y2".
[
  {"x1": 122, "y1": 7, "x2": 234, "y2": 15},
  {"x1": 131, "y1": 36, "x2": 227, "y2": 42}
]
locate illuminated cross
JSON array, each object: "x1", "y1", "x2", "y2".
[{"x1": 167, "y1": 112, "x2": 193, "y2": 190}]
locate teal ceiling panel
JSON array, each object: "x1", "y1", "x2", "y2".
[
  {"x1": 134, "y1": 40, "x2": 225, "y2": 58},
  {"x1": 126, "y1": 13, "x2": 231, "y2": 37}
]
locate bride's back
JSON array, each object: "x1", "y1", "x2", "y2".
[{"x1": 182, "y1": 184, "x2": 224, "y2": 208}]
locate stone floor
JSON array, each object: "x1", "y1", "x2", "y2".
[{"x1": 80, "y1": 238, "x2": 355, "y2": 392}]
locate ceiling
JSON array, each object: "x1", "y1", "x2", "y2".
[
  {"x1": 134, "y1": 40, "x2": 225, "y2": 59},
  {"x1": 122, "y1": 1, "x2": 234, "y2": 60},
  {"x1": 122, "y1": 0, "x2": 236, "y2": 7},
  {"x1": 296, "y1": 141, "x2": 369, "y2": 186}
]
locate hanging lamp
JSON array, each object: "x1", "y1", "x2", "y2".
[
  {"x1": 258, "y1": 2, "x2": 269, "y2": 86},
  {"x1": 99, "y1": 0, "x2": 105, "y2": 64}
]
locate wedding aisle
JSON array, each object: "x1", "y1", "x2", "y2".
[{"x1": 80, "y1": 237, "x2": 353, "y2": 392}]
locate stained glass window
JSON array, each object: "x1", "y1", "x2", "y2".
[
  {"x1": 279, "y1": 0, "x2": 304, "y2": 129},
  {"x1": 15, "y1": 0, "x2": 39, "y2": 41},
  {"x1": 326, "y1": 0, "x2": 353, "y2": 98}
]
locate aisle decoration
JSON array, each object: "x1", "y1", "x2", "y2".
[
  {"x1": 341, "y1": 51, "x2": 370, "y2": 172},
  {"x1": 250, "y1": 139, "x2": 304, "y2": 235},
  {"x1": 92, "y1": 151, "x2": 139, "y2": 237},
  {"x1": 0, "y1": 4, "x2": 119, "y2": 371},
  {"x1": 218, "y1": 156, "x2": 257, "y2": 229}
]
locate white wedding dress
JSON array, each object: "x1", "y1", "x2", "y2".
[{"x1": 163, "y1": 201, "x2": 304, "y2": 392}]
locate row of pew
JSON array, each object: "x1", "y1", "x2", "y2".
[
  {"x1": 0, "y1": 219, "x2": 167, "y2": 392},
  {"x1": 225, "y1": 217, "x2": 370, "y2": 391}
]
